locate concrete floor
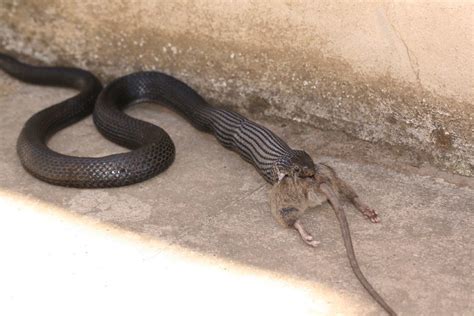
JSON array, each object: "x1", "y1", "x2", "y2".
[{"x1": 0, "y1": 71, "x2": 473, "y2": 315}]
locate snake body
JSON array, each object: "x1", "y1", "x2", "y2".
[
  {"x1": 1, "y1": 53, "x2": 298, "y2": 187},
  {"x1": 94, "y1": 71, "x2": 299, "y2": 186}
]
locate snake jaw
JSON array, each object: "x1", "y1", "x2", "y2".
[{"x1": 273, "y1": 150, "x2": 316, "y2": 185}]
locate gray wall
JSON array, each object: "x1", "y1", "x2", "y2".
[{"x1": 1, "y1": 1, "x2": 472, "y2": 175}]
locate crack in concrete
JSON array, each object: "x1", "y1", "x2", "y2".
[
  {"x1": 395, "y1": 28, "x2": 421, "y2": 84},
  {"x1": 382, "y1": 5, "x2": 422, "y2": 86}
]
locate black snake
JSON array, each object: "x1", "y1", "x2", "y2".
[
  {"x1": 0, "y1": 52, "x2": 396, "y2": 315},
  {"x1": 0, "y1": 53, "x2": 310, "y2": 187}
]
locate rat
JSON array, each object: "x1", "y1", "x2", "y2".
[{"x1": 270, "y1": 157, "x2": 396, "y2": 315}]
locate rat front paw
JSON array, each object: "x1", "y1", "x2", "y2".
[
  {"x1": 294, "y1": 220, "x2": 320, "y2": 247},
  {"x1": 302, "y1": 235, "x2": 321, "y2": 247}
]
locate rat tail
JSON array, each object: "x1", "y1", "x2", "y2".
[{"x1": 319, "y1": 183, "x2": 397, "y2": 316}]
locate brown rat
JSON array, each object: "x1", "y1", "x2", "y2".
[{"x1": 270, "y1": 161, "x2": 396, "y2": 315}]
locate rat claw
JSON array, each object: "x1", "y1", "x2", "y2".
[
  {"x1": 362, "y1": 207, "x2": 380, "y2": 223},
  {"x1": 304, "y1": 239, "x2": 320, "y2": 247},
  {"x1": 351, "y1": 197, "x2": 381, "y2": 223},
  {"x1": 302, "y1": 233, "x2": 320, "y2": 247}
]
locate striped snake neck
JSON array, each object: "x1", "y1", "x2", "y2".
[{"x1": 198, "y1": 106, "x2": 314, "y2": 184}]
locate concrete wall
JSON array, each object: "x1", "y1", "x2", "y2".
[{"x1": 1, "y1": 1, "x2": 472, "y2": 176}]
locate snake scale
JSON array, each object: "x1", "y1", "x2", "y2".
[{"x1": 0, "y1": 52, "x2": 396, "y2": 315}]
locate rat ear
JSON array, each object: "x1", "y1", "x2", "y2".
[{"x1": 277, "y1": 171, "x2": 287, "y2": 182}]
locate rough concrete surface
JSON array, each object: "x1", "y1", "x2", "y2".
[
  {"x1": 1, "y1": 68, "x2": 473, "y2": 315},
  {"x1": 1, "y1": 1, "x2": 472, "y2": 176}
]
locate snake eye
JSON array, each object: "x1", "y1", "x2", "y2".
[{"x1": 294, "y1": 166, "x2": 301, "y2": 173}]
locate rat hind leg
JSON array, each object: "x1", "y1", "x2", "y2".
[
  {"x1": 350, "y1": 195, "x2": 380, "y2": 223},
  {"x1": 319, "y1": 163, "x2": 380, "y2": 223},
  {"x1": 335, "y1": 176, "x2": 380, "y2": 223}
]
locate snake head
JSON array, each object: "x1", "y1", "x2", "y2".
[{"x1": 274, "y1": 150, "x2": 316, "y2": 182}]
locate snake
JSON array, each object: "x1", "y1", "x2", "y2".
[
  {"x1": 0, "y1": 52, "x2": 396, "y2": 315},
  {"x1": 0, "y1": 52, "x2": 307, "y2": 187}
]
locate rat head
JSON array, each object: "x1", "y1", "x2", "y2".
[{"x1": 274, "y1": 150, "x2": 316, "y2": 182}]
